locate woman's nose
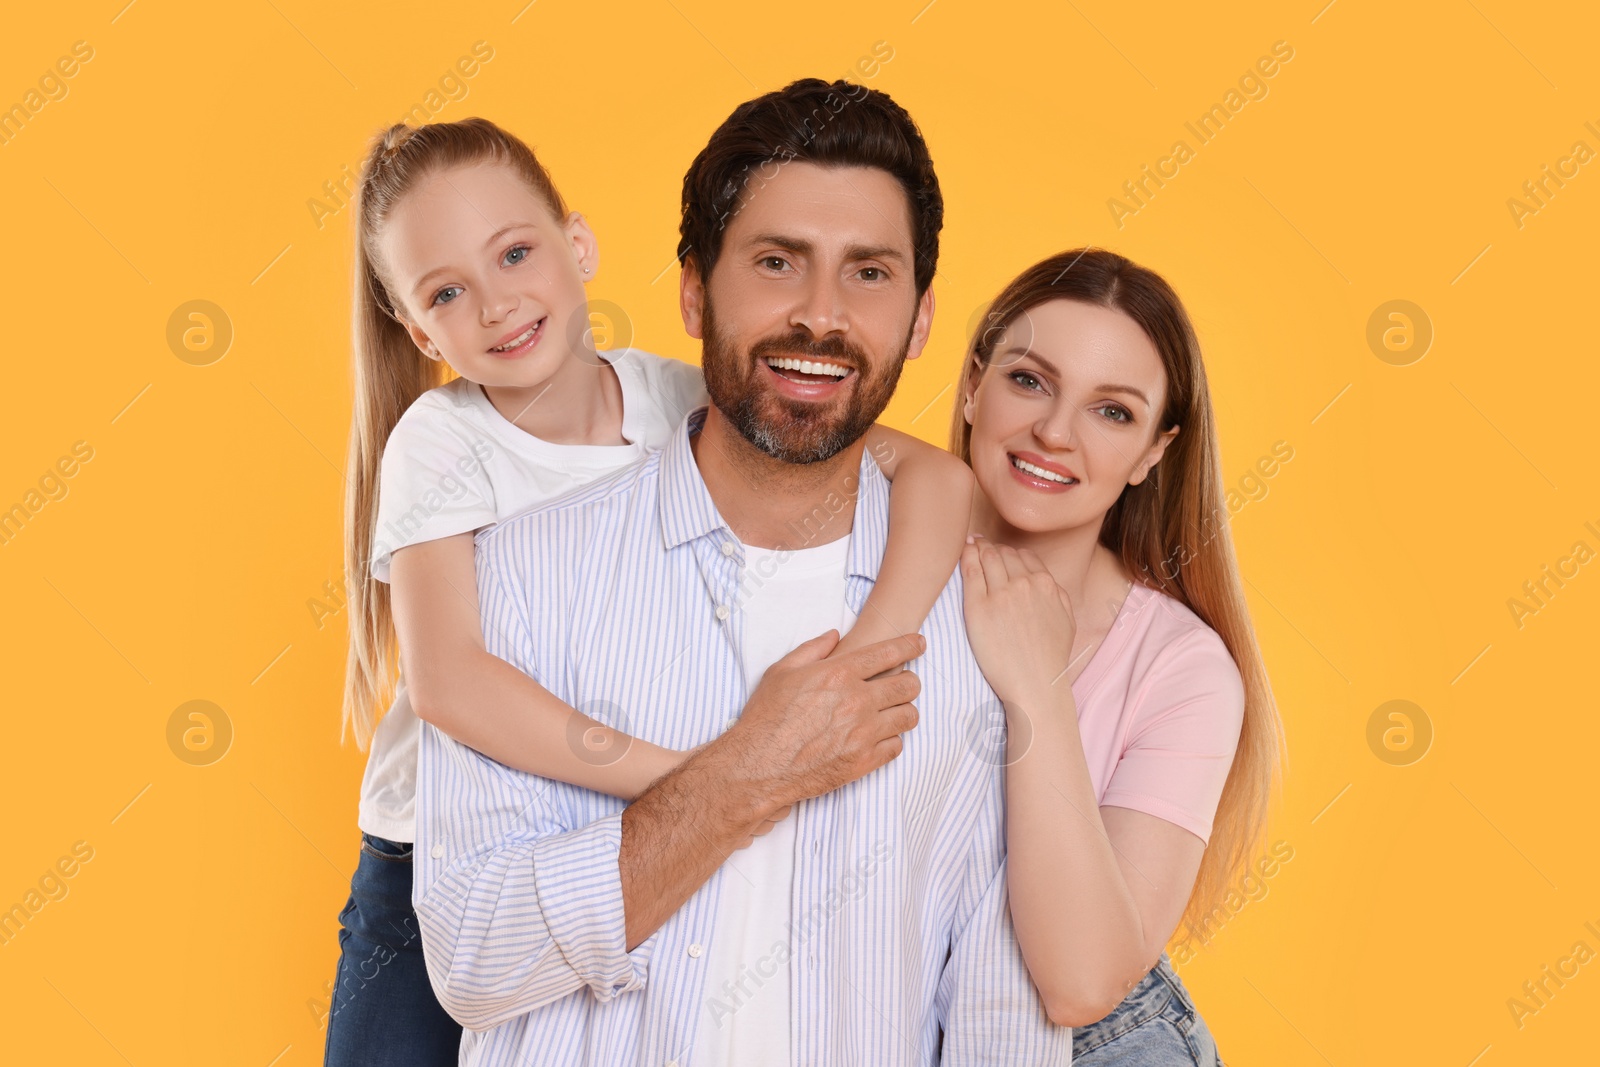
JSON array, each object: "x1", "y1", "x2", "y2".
[{"x1": 1034, "y1": 404, "x2": 1076, "y2": 450}]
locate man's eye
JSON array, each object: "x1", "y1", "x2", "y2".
[
  {"x1": 761, "y1": 256, "x2": 791, "y2": 271},
  {"x1": 432, "y1": 286, "x2": 462, "y2": 306},
  {"x1": 859, "y1": 267, "x2": 883, "y2": 281}
]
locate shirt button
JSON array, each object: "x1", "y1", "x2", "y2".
[
  {"x1": 721, "y1": 541, "x2": 735, "y2": 556},
  {"x1": 430, "y1": 844, "x2": 444, "y2": 859},
  {"x1": 714, "y1": 604, "x2": 730, "y2": 621},
  {"x1": 688, "y1": 943, "x2": 703, "y2": 958}
]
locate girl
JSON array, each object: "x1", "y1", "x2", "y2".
[
  {"x1": 324, "y1": 117, "x2": 972, "y2": 1065},
  {"x1": 953, "y1": 249, "x2": 1283, "y2": 1064}
]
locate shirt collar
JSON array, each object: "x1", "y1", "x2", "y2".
[{"x1": 657, "y1": 406, "x2": 888, "y2": 584}]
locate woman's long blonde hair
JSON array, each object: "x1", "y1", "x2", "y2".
[
  {"x1": 949, "y1": 248, "x2": 1284, "y2": 944},
  {"x1": 342, "y1": 117, "x2": 568, "y2": 748}
]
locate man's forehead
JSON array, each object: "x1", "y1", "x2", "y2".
[{"x1": 725, "y1": 161, "x2": 914, "y2": 254}]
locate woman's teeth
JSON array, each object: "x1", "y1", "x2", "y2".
[
  {"x1": 491, "y1": 321, "x2": 541, "y2": 352},
  {"x1": 765, "y1": 356, "x2": 850, "y2": 379},
  {"x1": 1012, "y1": 456, "x2": 1077, "y2": 484}
]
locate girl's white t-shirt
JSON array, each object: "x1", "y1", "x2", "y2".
[{"x1": 358, "y1": 347, "x2": 710, "y2": 842}]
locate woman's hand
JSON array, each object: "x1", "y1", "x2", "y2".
[{"x1": 960, "y1": 536, "x2": 1078, "y2": 706}]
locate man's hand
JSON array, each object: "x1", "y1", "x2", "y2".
[{"x1": 718, "y1": 629, "x2": 924, "y2": 818}]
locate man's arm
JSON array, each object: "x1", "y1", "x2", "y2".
[{"x1": 619, "y1": 628, "x2": 926, "y2": 949}]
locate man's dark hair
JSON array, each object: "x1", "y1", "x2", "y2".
[{"x1": 677, "y1": 78, "x2": 943, "y2": 297}]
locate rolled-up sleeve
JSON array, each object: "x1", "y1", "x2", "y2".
[{"x1": 410, "y1": 513, "x2": 656, "y2": 1031}]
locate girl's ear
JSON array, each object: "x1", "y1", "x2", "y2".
[
  {"x1": 564, "y1": 211, "x2": 599, "y2": 280},
  {"x1": 398, "y1": 313, "x2": 443, "y2": 362}
]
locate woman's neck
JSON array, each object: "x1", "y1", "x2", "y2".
[
  {"x1": 968, "y1": 489, "x2": 1123, "y2": 608},
  {"x1": 481, "y1": 349, "x2": 627, "y2": 445}
]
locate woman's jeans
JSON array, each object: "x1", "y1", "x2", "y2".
[
  {"x1": 1071, "y1": 953, "x2": 1224, "y2": 1065},
  {"x1": 324, "y1": 834, "x2": 462, "y2": 1066}
]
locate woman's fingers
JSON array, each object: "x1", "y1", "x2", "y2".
[{"x1": 977, "y1": 540, "x2": 1011, "y2": 592}]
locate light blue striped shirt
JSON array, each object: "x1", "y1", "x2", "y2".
[{"x1": 412, "y1": 407, "x2": 1070, "y2": 1065}]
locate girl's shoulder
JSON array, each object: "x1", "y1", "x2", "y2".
[{"x1": 608, "y1": 348, "x2": 709, "y2": 419}]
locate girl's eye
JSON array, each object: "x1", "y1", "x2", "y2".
[
  {"x1": 504, "y1": 245, "x2": 530, "y2": 266},
  {"x1": 1007, "y1": 371, "x2": 1044, "y2": 392},
  {"x1": 432, "y1": 286, "x2": 462, "y2": 306},
  {"x1": 1096, "y1": 404, "x2": 1133, "y2": 423}
]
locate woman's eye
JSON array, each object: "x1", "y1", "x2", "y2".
[
  {"x1": 1097, "y1": 404, "x2": 1133, "y2": 423},
  {"x1": 1007, "y1": 371, "x2": 1043, "y2": 391},
  {"x1": 432, "y1": 286, "x2": 462, "y2": 306},
  {"x1": 504, "y1": 245, "x2": 530, "y2": 265}
]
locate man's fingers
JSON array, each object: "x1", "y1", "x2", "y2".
[
  {"x1": 879, "y1": 700, "x2": 919, "y2": 738},
  {"x1": 778, "y1": 629, "x2": 842, "y2": 665},
  {"x1": 848, "y1": 632, "x2": 926, "y2": 679},
  {"x1": 864, "y1": 668, "x2": 921, "y2": 711}
]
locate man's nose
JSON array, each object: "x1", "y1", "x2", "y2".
[{"x1": 790, "y1": 273, "x2": 849, "y2": 339}]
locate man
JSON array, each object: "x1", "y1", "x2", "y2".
[{"x1": 412, "y1": 78, "x2": 1068, "y2": 1065}]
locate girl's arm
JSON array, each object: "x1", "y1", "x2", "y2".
[
  {"x1": 838, "y1": 425, "x2": 975, "y2": 652},
  {"x1": 391, "y1": 533, "x2": 685, "y2": 800},
  {"x1": 960, "y1": 538, "x2": 1208, "y2": 1028}
]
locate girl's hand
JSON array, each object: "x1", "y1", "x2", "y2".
[{"x1": 960, "y1": 536, "x2": 1078, "y2": 707}]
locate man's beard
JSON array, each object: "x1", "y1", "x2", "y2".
[{"x1": 699, "y1": 295, "x2": 911, "y2": 465}]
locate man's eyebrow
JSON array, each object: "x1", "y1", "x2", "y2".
[
  {"x1": 744, "y1": 233, "x2": 906, "y2": 263},
  {"x1": 1000, "y1": 346, "x2": 1150, "y2": 405},
  {"x1": 410, "y1": 222, "x2": 538, "y2": 296}
]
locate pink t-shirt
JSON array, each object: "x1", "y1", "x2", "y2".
[{"x1": 1069, "y1": 582, "x2": 1247, "y2": 842}]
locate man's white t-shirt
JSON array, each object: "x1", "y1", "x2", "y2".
[
  {"x1": 357, "y1": 348, "x2": 708, "y2": 842},
  {"x1": 699, "y1": 536, "x2": 857, "y2": 1067}
]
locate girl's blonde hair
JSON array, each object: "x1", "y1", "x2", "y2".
[
  {"x1": 343, "y1": 117, "x2": 568, "y2": 749},
  {"x1": 949, "y1": 248, "x2": 1285, "y2": 945}
]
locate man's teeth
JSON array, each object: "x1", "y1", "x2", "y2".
[
  {"x1": 1012, "y1": 456, "x2": 1077, "y2": 484},
  {"x1": 765, "y1": 356, "x2": 850, "y2": 379},
  {"x1": 492, "y1": 322, "x2": 539, "y2": 351}
]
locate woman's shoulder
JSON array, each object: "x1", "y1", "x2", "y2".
[{"x1": 1121, "y1": 581, "x2": 1238, "y2": 679}]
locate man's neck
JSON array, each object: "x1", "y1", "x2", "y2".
[{"x1": 689, "y1": 406, "x2": 865, "y2": 551}]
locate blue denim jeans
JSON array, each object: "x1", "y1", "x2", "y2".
[
  {"x1": 324, "y1": 834, "x2": 461, "y2": 1066},
  {"x1": 1071, "y1": 954, "x2": 1224, "y2": 1065}
]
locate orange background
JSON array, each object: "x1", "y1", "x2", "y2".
[{"x1": 1, "y1": 1, "x2": 1596, "y2": 1063}]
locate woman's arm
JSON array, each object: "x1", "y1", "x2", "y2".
[
  {"x1": 838, "y1": 425, "x2": 975, "y2": 652},
  {"x1": 391, "y1": 533, "x2": 685, "y2": 800},
  {"x1": 960, "y1": 538, "x2": 1207, "y2": 1027}
]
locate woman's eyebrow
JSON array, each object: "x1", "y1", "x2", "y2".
[{"x1": 1001, "y1": 346, "x2": 1149, "y2": 405}]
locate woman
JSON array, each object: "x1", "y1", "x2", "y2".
[{"x1": 952, "y1": 248, "x2": 1283, "y2": 1064}]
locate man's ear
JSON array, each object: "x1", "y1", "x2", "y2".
[
  {"x1": 904, "y1": 286, "x2": 935, "y2": 361},
  {"x1": 680, "y1": 256, "x2": 706, "y2": 339}
]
